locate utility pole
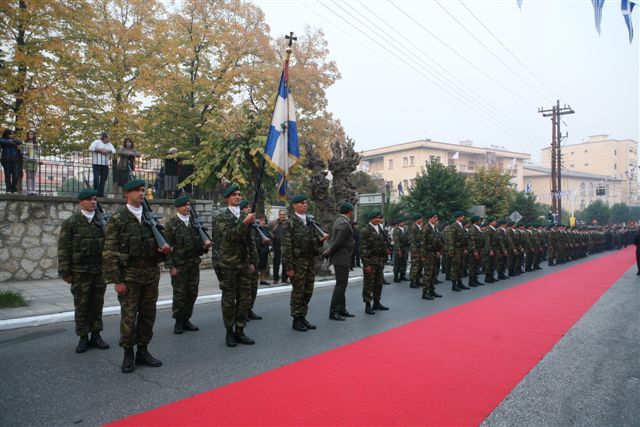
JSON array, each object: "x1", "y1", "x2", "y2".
[{"x1": 539, "y1": 100, "x2": 574, "y2": 224}]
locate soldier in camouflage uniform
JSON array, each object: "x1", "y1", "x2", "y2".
[
  {"x1": 361, "y1": 209, "x2": 390, "y2": 314},
  {"x1": 483, "y1": 218, "x2": 501, "y2": 283},
  {"x1": 283, "y1": 194, "x2": 328, "y2": 332},
  {"x1": 164, "y1": 195, "x2": 212, "y2": 335},
  {"x1": 103, "y1": 179, "x2": 171, "y2": 373},
  {"x1": 446, "y1": 211, "x2": 469, "y2": 291},
  {"x1": 495, "y1": 220, "x2": 510, "y2": 280},
  {"x1": 240, "y1": 199, "x2": 270, "y2": 320},
  {"x1": 212, "y1": 184, "x2": 258, "y2": 347},
  {"x1": 420, "y1": 212, "x2": 443, "y2": 300},
  {"x1": 466, "y1": 215, "x2": 485, "y2": 287},
  {"x1": 58, "y1": 188, "x2": 110, "y2": 353},
  {"x1": 392, "y1": 218, "x2": 409, "y2": 282},
  {"x1": 408, "y1": 213, "x2": 424, "y2": 288}
]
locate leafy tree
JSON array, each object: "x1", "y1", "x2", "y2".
[
  {"x1": 404, "y1": 161, "x2": 469, "y2": 220},
  {"x1": 509, "y1": 192, "x2": 547, "y2": 224},
  {"x1": 610, "y1": 202, "x2": 630, "y2": 224},
  {"x1": 466, "y1": 167, "x2": 514, "y2": 219},
  {"x1": 629, "y1": 206, "x2": 640, "y2": 224},
  {"x1": 353, "y1": 171, "x2": 379, "y2": 194},
  {"x1": 577, "y1": 200, "x2": 611, "y2": 225}
]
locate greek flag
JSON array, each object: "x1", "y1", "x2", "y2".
[
  {"x1": 622, "y1": 0, "x2": 636, "y2": 43},
  {"x1": 264, "y1": 61, "x2": 299, "y2": 198},
  {"x1": 525, "y1": 180, "x2": 532, "y2": 194},
  {"x1": 516, "y1": 0, "x2": 523, "y2": 9},
  {"x1": 592, "y1": 0, "x2": 606, "y2": 35}
]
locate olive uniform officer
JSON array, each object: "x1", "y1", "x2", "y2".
[
  {"x1": 103, "y1": 179, "x2": 171, "y2": 373},
  {"x1": 164, "y1": 195, "x2": 212, "y2": 334},
  {"x1": 58, "y1": 188, "x2": 110, "y2": 353},
  {"x1": 325, "y1": 202, "x2": 355, "y2": 321},
  {"x1": 360, "y1": 209, "x2": 390, "y2": 314},
  {"x1": 446, "y1": 211, "x2": 470, "y2": 291}
]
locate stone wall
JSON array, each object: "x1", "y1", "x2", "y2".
[{"x1": 0, "y1": 194, "x2": 217, "y2": 282}]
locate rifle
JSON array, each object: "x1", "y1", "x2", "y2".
[
  {"x1": 175, "y1": 188, "x2": 211, "y2": 245},
  {"x1": 306, "y1": 214, "x2": 328, "y2": 238},
  {"x1": 128, "y1": 166, "x2": 168, "y2": 248},
  {"x1": 94, "y1": 200, "x2": 111, "y2": 233}
]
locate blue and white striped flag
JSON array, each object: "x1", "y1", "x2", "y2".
[
  {"x1": 525, "y1": 180, "x2": 532, "y2": 194},
  {"x1": 592, "y1": 0, "x2": 606, "y2": 34},
  {"x1": 516, "y1": 0, "x2": 523, "y2": 9},
  {"x1": 264, "y1": 60, "x2": 299, "y2": 198},
  {"x1": 622, "y1": 0, "x2": 636, "y2": 43}
]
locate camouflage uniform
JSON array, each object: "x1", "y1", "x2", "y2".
[
  {"x1": 164, "y1": 215, "x2": 207, "y2": 323},
  {"x1": 212, "y1": 208, "x2": 257, "y2": 329},
  {"x1": 58, "y1": 211, "x2": 106, "y2": 337},
  {"x1": 466, "y1": 223, "x2": 484, "y2": 285},
  {"x1": 496, "y1": 227, "x2": 509, "y2": 278},
  {"x1": 421, "y1": 222, "x2": 443, "y2": 293},
  {"x1": 445, "y1": 221, "x2": 468, "y2": 284},
  {"x1": 360, "y1": 222, "x2": 388, "y2": 304},
  {"x1": 392, "y1": 225, "x2": 409, "y2": 281},
  {"x1": 282, "y1": 215, "x2": 323, "y2": 318},
  {"x1": 483, "y1": 225, "x2": 501, "y2": 281},
  {"x1": 103, "y1": 208, "x2": 164, "y2": 348},
  {"x1": 409, "y1": 222, "x2": 424, "y2": 286}
]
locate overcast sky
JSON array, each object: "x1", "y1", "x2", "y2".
[{"x1": 253, "y1": 0, "x2": 639, "y2": 162}]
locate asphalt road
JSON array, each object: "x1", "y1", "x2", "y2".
[{"x1": 1, "y1": 252, "x2": 637, "y2": 426}]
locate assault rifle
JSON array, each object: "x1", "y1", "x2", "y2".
[
  {"x1": 94, "y1": 200, "x2": 111, "y2": 233},
  {"x1": 128, "y1": 166, "x2": 168, "y2": 248},
  {"x1": 176, "y1": 189, "x2": 211, "y2": 244}
]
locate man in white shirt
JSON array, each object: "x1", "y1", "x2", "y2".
[{"x1": 88, "y1": 132, "x2": 116, "y2": 197}]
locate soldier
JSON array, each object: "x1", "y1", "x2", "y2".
[
  {"x1": 495, "y1": 220, "x2": 510, "y2": 280},
  {"x1": 325, "y1": 202, "x2": 355, "y2": 321},
  {"x1": 212, "y1": 184, "x2": 257, "y2": 347},
  {"x1": 164, "y1": 195, "x2": 212, "y2": 335},
  {"x1": 466, "y1": 215, "x2": 485, "y2": 287},
  {"x1": 283, "y1": 194, "x2": 328, "y2": 332},
  {"x1": 392, "y1": 219, "x2": 409, "y2": 282},
  {"x1": 361, "y1": 209, "x2": 390, "y2": 314},
  {"x1": 240, "y1": 199, "x2": 270, "y2": 320},
  {"x1": 103, "y1": 179, "x2": 171, "y2": 373},
  {"x1": 483, "y1": 217, "x2": 501, "y2": 283},
  {"x1": 58, "y1": 188, "x2": 109, "y2": 353},
  {"x1": 421, "y1": 211, "x2": 443, "y2": 300},
  {"x1": 408, "y1": 213, "x2": 424, "y2": 289},
  {"x1": 446, "y1": 211, "x2": 469, "y2": 291}
]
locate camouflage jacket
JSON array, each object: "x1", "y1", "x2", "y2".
[
  {"x1": 212, "y1": 208, "x2": 257, "y2": 270},
  {"x1": 409, "y1": 223, "x2": 424, "y2": 253},
  {"x1": 360, "y1": 222, "x2": 388, "y2": 265},
  {"x1": 466, "y1": 224, "x2": 484, "y2": 253},
  {"x1": 421, "y1": 222, "x2": 443, "y2": 257},
  {"x1": 392, "y1": 226, "x2": 410, "y2": 253},
  {"x1": 282, "y1": 214, "x2": 323, "y2": 268},
  {"x1": 103, "y1": 208, "x2": 165, "y2": 284},
  {"x1": 445, "y1": 221, "x2": 468, "y2": 253},
  {"x1": 58, "y1": 211, "x2": 105, "y2": 276},
  {"x1": 164, "y1": 215, "x2": 207, "y2": 268},
  {"x1": 484, "y1": 226, "x2": 503, "y2": 253}
]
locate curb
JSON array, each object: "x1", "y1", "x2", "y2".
[{"x1": 0, "y1": 272, "x2": 394, "y2": 331}]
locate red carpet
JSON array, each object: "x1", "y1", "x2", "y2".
[{"x1": 112, "y1": 248, "x2": 634, "y2": 426}]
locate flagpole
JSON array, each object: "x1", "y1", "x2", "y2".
[{"x1": 252, "y1": 32, "x2": 296, "y2": 213}]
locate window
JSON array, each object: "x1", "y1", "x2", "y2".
[
  {"x1": 409, "y1": 155, "x2": 415, "y2": 166},
  {"x1": 402, "y1": 157, "x2": 409, "y2": 167},
  {"x1": 585, "y1": 163, "x2": 589, "y2": 166},
  {"x1": 388, "y1": 159, "x2": 393, "y2": 169},
  {"x1": 614, "y1": 163, "x2": 617, "y2": 170},
  {"x1": 403, "y1": 179, "x2": 409, "y2": 190},
  {"x1": 614, "y1": 149, "x2": 617, "y2": 155},
  {"x1": 570, "y1": 164, "x2": 574, "y2": 168},
  {"x1": 584, "y1": 150, "x2": 588, "y2": 153},
  {"x1": 361, "y1": 161, "x2": 370, "y2": 172},
  {"x1": 429, "y1": 155, "x2": 440, "y2": 164},
  {"x1": 596, "y1": 185, "x2": 606, "y2": 196},
  {"x1": 410, "y1": 179, "x2": 415, "y2": 188}
]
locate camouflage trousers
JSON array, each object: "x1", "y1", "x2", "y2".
[
  {"x1": 218, "y1": 266, "x2": 252, "y2": 329},
  {"x1": 250, "y1": 269, "x2": 259, "y2": 308},
  {"x1": 409, "y1": 250, "x2": 423, "y2": 282},
  {"x1": 393, "y1": 250, "x2": 408, "y2": 277},
  {"x1": 422, "y1": 253, "x2": 438, "y2": 292},
  {"x1": 449, "y1": 251, "x2": 465, "y2": 281},
  {"x1": 484, "y1": 252, "x2": 496, "y2": 278},
  {"x1": 171, "y1": 262, "x2": 200, "y2": 321},
  {"x1": 290, "y1": 259, "x2": 315, "y2": 318},
  {"x1": 525, "y1": 250, "x2": 534, "y2": 269},
  {"x1": 468, "y1": 252, "x2": 482, "y2": 281},
  {"x1": 70, "y1": 272, "x2": 106, "y2": 336},
  {"x1": 496, "y1": 253, "x2": 506, "y2": 276},
  {"x1": 118, "y1": 265, "x2": 160, "y2": 348},
  {"x1": 362, "y1": 260, "x2": 384, "y2": 303}
]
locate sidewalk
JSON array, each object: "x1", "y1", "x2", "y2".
[{"x1": 0, "y1": 266, "x2": 395, "y2": 330}]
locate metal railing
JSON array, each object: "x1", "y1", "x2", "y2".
[{"x1": 0, "y1": 150, "x2": 212, "y2": 199}]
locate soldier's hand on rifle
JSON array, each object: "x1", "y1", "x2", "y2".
[
  {"x1": 115, "y1": 283, "x2": 127, "y2": 296},
  {"x1": 63, "y1": 275, "x2": 73, "y2": 284},
  {"x1": 287, "y1": 268, "x2": 295, "y2": 277},
  {"x1": 170, "y1": 267, "x2": 178, "y2": 278},
  {"x1": 203, "y1": 240, "x2": 213, "y2": 250},
  {"x1": 490, "y1": 250, "x2": 495, "y2": 256},
  {"x1": 474, "y1": 251, "x2": 480, "y2": 260},
  {"x1": 249, "y1": 264, "x2": 256, "y2": 273},
  {"x1": 363, "y1": 266, "x2": 373, "y2": 273},
  {"x1": 242, "y1": 213, "x2": 256, "y2": 225},
  {"x1": 158, "y1": 243, "x2": 172, "y2": 254},
  {"x1": 320, "y1": 234, "x2": 329, "y2": 242}
]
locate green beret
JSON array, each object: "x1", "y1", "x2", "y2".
[
  {"x1": 239, "y1": 199, "x2": 249, "y2": 210},
  {"x1": 223, "y1": 183, "x2": 240, "y2": 198},
  {"x1": 486, "y1": 216, "x2": 495, "y2": 223},
  {"x1": 339, "y1": 202, "x2": 354, "y2": 214},
  {"x1": 174, "y1": 195, "x2": 190, "y2": 207},
  {"x1": 77, "y1": 188, "x2": 97, "y2": 200},
  {"x1": 424, "y1": 211, "x2": 437, "y2": 219},
  {"x1": 453, "y1": 210, "x2": 465, "y2": 218},
  {"x1": 123, "y1": 179, "x2": 145, "y2": 191},
  {"x1": 470, "y1": 215, "x2": 481, "y2": 223},
  {"x1": 291, "y1": 194, "x2": 307, "y2": 204},
  {"x1": 497, "y1": 219, "x2": 507, "y2": 226},
  {"x1": 412, "y1": 213, "x2": 423, "y2": 220},
  {"x1": 367, "y1": 209, "x2": 382, "y2": 220}
]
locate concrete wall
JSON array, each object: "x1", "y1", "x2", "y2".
[{"x1": 0, "y1": 194, "x2": 216, "y2": 282}]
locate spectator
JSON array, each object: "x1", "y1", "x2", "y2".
[
  {"x1": 164, "y1": 147, "x2": 179, "y2": 198},
  {"x1": 88, "y1": 132, "x2": 115, "y2": 197},
  {"x1": 115, "y1": 137, "x2": 140, "y2": 193},
  {"x1": 22, "y1": 130, "x2": 41, "y2": 195},
  {"x1": 0, "y1": 129, "x2": 23, "y2": 193},
  {"x1": 153, "y1": 166, "x2": 165, "y2": 199},
  {"x1": 268, "y1": 209, "x2": 288, "y2": 284}
]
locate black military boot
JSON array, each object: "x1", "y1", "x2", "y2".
[
  {"x1": 475, "y1": 278, "x2": 485, "y2": 286},
  {"x1": 458, "y1": 280, "x2": 470, "y2": 290},
  {"x1": 373, "y1": 300, "x2": 389, "y2": 310},
  {"x1": 431, "y1": 289, "x2": 442, "y2": 298},
  {"x1": 121, "y1": 348, "x2": 135, "y2": 374},
  {"x1": 226, "y1": 327, "x2": 237, "y2": 347},
  {"x1": 89, "y1": 332, "x2": 110, "y2": 349},
  {"x1": 76, "y1": 335, "x2": 89, "y2": 353},
  {"x1": 400, "y1": 275, "x2": 409, "y2": 282},
  {"x1": 174, "y1": 320, "x2": 184, "y2": 334},
  {"x1": 247, "y1": 310, "x2": 262, "y2": 320},
  {"x1": 365, "y1": 302, "x2": 375, "y2": 315},
  {"x1": 422, "y1": 289, "x2": 434, "y2": 300},
  {"x1": 234, "y1": 327, "x2": 255, "y2": 345},
  {"x1": 468, "y1": 278, "x2": 478, "y2": 287},
  {"x1": 452, "y1": 282, "x2": 461, "y2": 292},
  {"x1": 292, "y1": 317, "x2": 308, "y2": 332},
  {"x1": 301, "y1": 317, "x2": 317, "y2": 330},
  {"x1": 393, "y1": 273, "x2": 400, "y2": 283},
  {"x1": 183, "y1": 320, "x2": 199, "y2": 331},
  {"x1": 484, "y1": 275, "x2": 495, "y2": 283},
  {"x1": 410, "y1": 280, "x2": 420, "y2": 289},
  {"x1": 135, "y1": 346, "x2": 162, "y2": 367}
]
